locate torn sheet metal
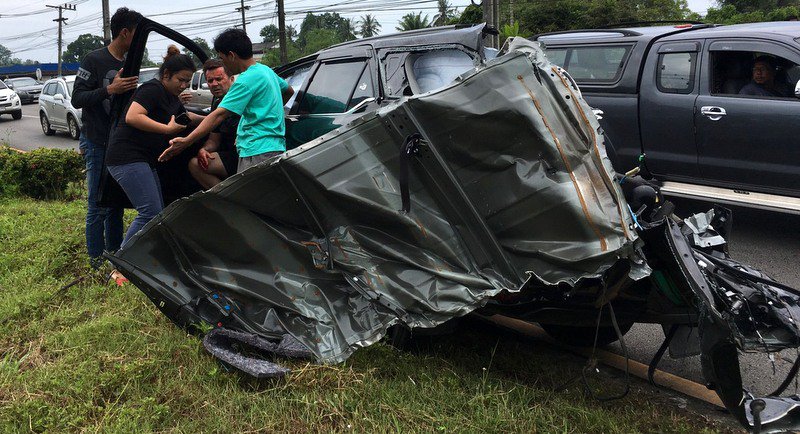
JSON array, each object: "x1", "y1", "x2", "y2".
[
  {"x1": 107, "y1": 39, "x2": 642, "y2": 364},
  {"x1": 683, "y1": 209, "x2": 727, "y2": 248}
]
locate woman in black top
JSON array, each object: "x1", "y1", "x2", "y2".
[{"x1": 106, "y1": 46, "x2": 203, "y2": 249}]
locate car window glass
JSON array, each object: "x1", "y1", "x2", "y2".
[
  {"x1": 67, "y1": 81, "x2": 74, "y2": 96},
  {"x1": 283, "y1": 65, "x2": 312, "y2": 109},
  {"x1": 43, "y1": 83, "x2": 55, "y2": 96},
  {"x1": 347, "y1": 65, "x2": 375, "y2": 109},
  {"x1": 710, "y1": 50, "x2": 797, "y2": 99},
  {"x1": 411, "y1": 49, "x2": 474, "y2": 93},
  {"x1": 300, "y1": 61, "x2": 366, "y2": 114},
  {"x1": 545, "y1": 48, "x2": 567, "y2": 66},
  {"x1": 657, "y1": 52, "x2": 696, "y2": 94},
  {"x1": 14, "y1": 77, "x2": 37, "y2": 86},
  {"x1": 56, "y1": 83, "x2": 66, "y2": 97},
  {"x1": 138, "y1": 69, "x2": 159, "y2": 84},
  {"x1": 199, "y1": 72, "x2": 206, "y2": 89},
  {"x1": 561, "y1": 45, "x2": 630, "y2": 83},
  {"x1": 0, "y1": 81, "x2": 6, "y2": 90}
]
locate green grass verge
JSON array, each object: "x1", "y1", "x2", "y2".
[{"x1": 0, "y1": 197, "x2": 735, "y2": 433}]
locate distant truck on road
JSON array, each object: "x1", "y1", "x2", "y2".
[{"x1": 535, "y1": 22, "x2": 800, "y2": 213}]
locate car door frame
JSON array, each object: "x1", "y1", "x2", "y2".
[
  {"x1": 51, "y1": 80, "x2": 69, "y2": 128},
  {"x1": 694, "y1": 37, "x2": 800, "y2": 196},
  {"x1": 638, "y1": 39, "x2": 704, "y2": 181},
  {"x1": 284, "y1": 46, "x2": 379, "y2": 149}
]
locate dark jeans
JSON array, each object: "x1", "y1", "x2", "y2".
[
  {"x1": 108, "y1": 162, "x2": 164, "y2": 248},
  {"x1": 79, "y1": 135, "x2": 123, "y2": 261}
]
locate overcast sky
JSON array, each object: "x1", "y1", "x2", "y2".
[{"x1": 0, "y1": 0, "x2": 717, "y2": 64}]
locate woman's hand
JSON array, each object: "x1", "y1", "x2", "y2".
[{"x1": 164, "y1": 115, "x2": 186, "y2": 135}]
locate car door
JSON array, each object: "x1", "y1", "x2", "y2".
[
  {"x1": 51, "y1": 81, "x2": 69, "y2": 127},
  {"x1": 285, "y1": 57, "x2": 378, "y2": 149},
  {"x1": 694, "y1": 39, "x2": 800, "y2": 195},
  {"x1": 639, "y1": 41, "x2": 703, "y2": 181},
  {"x1": 39, "y1": 83, "x2": 55, "y2": 119}
]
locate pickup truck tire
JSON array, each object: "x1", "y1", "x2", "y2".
[
  {"x1": 11, "y1": 110, "x2": 22, "y2": 120},
  {"x1": 541, "y1": 321, "x2": 634, "y2": 347}
]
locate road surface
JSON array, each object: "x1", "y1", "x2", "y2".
[{"x1": 0, "y1": 102, "x2": 78, "y2": 152}]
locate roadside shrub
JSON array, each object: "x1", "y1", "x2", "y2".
[{"x1": 0, "y1": 146, "x2": 84, "y2": 200}]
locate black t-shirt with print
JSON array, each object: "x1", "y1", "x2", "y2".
[
  {"x1": 71, "y1": 47, "x2": 124, "y2": 146},
  {"x1": 106, "y1": 79, "x2": 187, "y2": 166}
]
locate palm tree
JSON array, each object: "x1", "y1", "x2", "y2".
[
  {"x1": 358, "y1": 14, "x2": 381, "y2": 38},
  {"x1": 396, "y1": 12, "x2": 430, "y2": 31},
  {"x1": 433, "y1": 0, "x2": 456, "y2": 26}
]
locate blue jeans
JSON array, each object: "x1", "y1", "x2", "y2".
[
  {"x1": 80, "y1": 135, "x2": 123, "y2": 261},
  {"x1": 108, "y1": 162, "x2": 163, "y2": 247}
]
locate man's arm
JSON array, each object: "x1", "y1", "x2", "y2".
[
  {"x1": 73, "y1": 61, "x2": 138, "y2": 109},
  {"x1": 196, "y1": 132, "x2": 223, "y2": 170},
  {"x1": 282, "y1": 85, "x2": 295, "y2": 105},
  {"x1": 159, "y1": 106, "x2": 231, "y2": 162}
]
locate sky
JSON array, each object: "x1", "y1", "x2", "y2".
[{"x1": 0, "y1": 0, "x2": 717, "y2": 64}]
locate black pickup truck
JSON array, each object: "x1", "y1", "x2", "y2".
[{"x1": 534, "y1": 22, "x2": 800, "y2": 213}]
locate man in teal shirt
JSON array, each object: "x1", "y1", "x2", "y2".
[{"x1": 160, "y1": 28, "x2": 294, "y2": 172}]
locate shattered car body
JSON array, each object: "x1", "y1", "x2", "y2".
[{"x1": 108, "y1": 20, "x2": 800, "y2": 432}]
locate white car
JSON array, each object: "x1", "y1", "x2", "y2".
[
  {"x1": 38, "y1": 76, "x2": 82, "y2": 140},
  {"x1": 0, "y1": 80, "x2": 23, "y2": 120}
]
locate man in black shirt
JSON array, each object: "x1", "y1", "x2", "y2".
[
  {"x1": 188, "y1": 59, "x2": 241, "y2": 189},
  {"x1": 72, "y1": 7, "x2": 141, "y2": 269}
]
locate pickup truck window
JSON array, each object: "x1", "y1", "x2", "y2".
[
  {"x1": 711, "y1": 51, "x2": 798, "y2": 98},
  {"x1": 410, "y1": 49, "x2": 474, "y2": 93},
  {"x1": 544, "y1": 45, "x2": 631, "y2": 83},
  {"x1": 300, "y1": 60, "x2": 370, "y2": 114},
  {"x1": 657, "y1": 52, "x2": 696, "y2": 94}
]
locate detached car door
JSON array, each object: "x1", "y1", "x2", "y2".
[
  {"x1": 286, "y1": 55, "x2": 378, "y2": 149},
  {"x1": 694, "y1": 39, "x2": 800, "y2": 196}
]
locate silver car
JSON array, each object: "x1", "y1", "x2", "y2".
[{"x1": 38, "y1": 76, "x2": 82, "y2": 140}]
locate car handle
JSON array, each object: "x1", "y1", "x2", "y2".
[{"x1": 701, "y1": 106, "x2": 727, "y2": 121}]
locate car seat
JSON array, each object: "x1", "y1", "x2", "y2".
[{"x1": 721, "y1": 59, "x2": 750, "y2": 94}]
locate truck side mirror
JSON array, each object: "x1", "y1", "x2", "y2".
[
  {"x1": 795, "y1": 79, "x2": 800, "y2": 98},
  {"x1": 201, "y1": 82, "x2": 209, "y2": 90}
]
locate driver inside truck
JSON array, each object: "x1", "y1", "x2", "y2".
[{"x1": 739, "y1": 55, "x2": 791, "y2": 97}]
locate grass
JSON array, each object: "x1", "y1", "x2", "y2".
[{"x1": 0, "y1": 195, "x2": 738, "y2": 433}]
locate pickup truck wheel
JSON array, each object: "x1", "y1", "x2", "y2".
[
  {"x1": 40, "y1": 113, "x2": 54, "y2": 136},
  {"x1": 540, "y1": 322, "x2": 634, "y2": 347},
  {"x1": 11, "y1": 110, "x2": 22, "y2": 120},
  {"x1": 67, "y1": 115, "x2": 80, "y2": 140}
]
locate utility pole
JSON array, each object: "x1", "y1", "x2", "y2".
[
  {"x1": 277, "y1": 0, "x2": 287, "y2": 64},
  {"x1": 102, "y1": 0, "x2": 110, "y2": 46},
  {"x1": 482, "y1": 0, "x2": 496, "y2": 48},
  {"x1": 47, "y1": 3, "x2": 76, "y2": 77},
  {"x1": 236, "y1": 0, "x2": 250, "y2": 34}
]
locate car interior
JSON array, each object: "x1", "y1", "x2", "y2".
[{"x1": 711, "y1": 51, "x2": 800, "y2": 97}]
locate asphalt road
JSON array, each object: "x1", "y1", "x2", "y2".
[
  {"x1": 3, "y1": 104, "x2": 799, "y2": 400},
  {"x1": 0, "y1": 102, "x2": 79, "y2": 152}
]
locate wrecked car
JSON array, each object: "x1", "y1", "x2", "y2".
[{"x1": 106, "y1": 18, "x2": 800, "y2": 433}]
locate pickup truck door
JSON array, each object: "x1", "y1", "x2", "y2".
[
  {"x1": 694, "y1": 40, "x2": 800, "y2": 195},
  {"x1": 639, "y1": 41, "x2": 702, "y2": 180},
  {"x1": 285, "y1": 56, "x2": 378, "y2": 150}
]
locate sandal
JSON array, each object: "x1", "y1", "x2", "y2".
[{"x1": 108, "y1": 269, "x2": 129, "y2": 286}]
